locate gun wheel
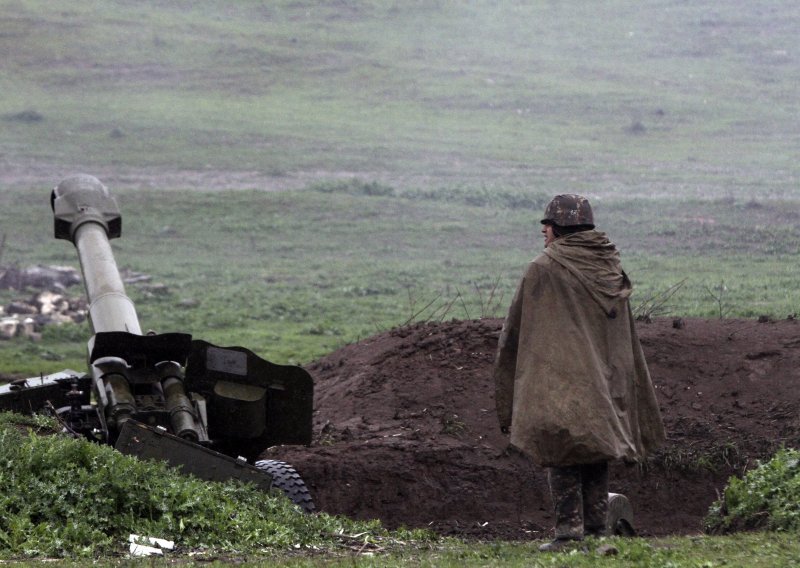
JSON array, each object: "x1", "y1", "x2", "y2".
[
  {"x1": 607, "y1": 492, "x2": 636, "y2": 536},
  {"x1": 254, "y1": 459, "x2": 316, "y2": 513}
]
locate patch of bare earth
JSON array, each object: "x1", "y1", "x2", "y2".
[{"x1": 264, "y1": 317, "x2": 800, "y2": 540}]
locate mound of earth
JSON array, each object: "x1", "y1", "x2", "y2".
[{"x1": 263, "y1": 317, "x2": 800, "y2": 540}]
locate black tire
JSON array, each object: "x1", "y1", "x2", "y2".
[
  {"x1": 254, "y1": 459, "x2": 315, "y2": 513},
  {"x1": 607, "y1": 492, "x2": 636, "y2": 536}
]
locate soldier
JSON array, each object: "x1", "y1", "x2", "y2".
[{"x1": 493, "y1": 194, "x2": 665, "y2": 552}]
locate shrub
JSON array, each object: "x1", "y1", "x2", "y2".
[{"x1": 706, "y1": 447, "x2": 800, "y2": 534}]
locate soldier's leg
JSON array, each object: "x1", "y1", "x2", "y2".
[
  {"x1": 547, "y1": 465, "x2": 584, "y2": 540},
  {"x1": 581, "y1": 461, "x2": 609, "y2": 537}
]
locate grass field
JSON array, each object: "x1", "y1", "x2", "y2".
[
  {"x1": 2, "y1": 184, "x2": 797, "y2": 375},
  {"x1": 1, "y1": 0, "x2": 797, "y2": 197},
  {"x1": 1, "y1": 0, "x2": 799, "y2": 563}
]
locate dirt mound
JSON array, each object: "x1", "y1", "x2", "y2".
[{"x1": 264, "y1": 317, "x2": 800, "y2": 540}]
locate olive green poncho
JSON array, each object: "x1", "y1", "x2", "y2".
[{"x1": 494, "y1": 230, "x2": 665, "y2": 467}]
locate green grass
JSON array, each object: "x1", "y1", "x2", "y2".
[
  {"x1": 319, "y1": 535, "x2": 800, "y2": 568},
  {"x1": 1, "y1": 186, "x2": 798, "y2": 376},
  {"x1": 0, "y1": 416, "x2": 426, "y2": 560},
  {"x1": 1, "y1": 1, "x2": 798, "y2": 198},
  {"x1": 707, "y1": 448, "x2": 800, "y2": 534},
  {"x1": 0, "y1": 0, "x2": 799, "y2": 564}
]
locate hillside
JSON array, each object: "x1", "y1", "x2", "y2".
[{"x1": 1, "y1": 1, "x2": 797, "y2": 200}]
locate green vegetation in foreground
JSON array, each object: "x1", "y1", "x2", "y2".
[
  {"x1": 1, "y1": 183, "x2": 798, "y2": 376},
  {"x1": 707, "y1": 447, "x2": 800, "y2": 534},
  {"x1": 1, "y1": 414, "x2": 799, "y2": 564},
  {"x1": 0, "y1": 414, "x2": 429, "y2": 559},
  {"x1": 284, "y1": 535, "x2": 800, "y2": 568}
]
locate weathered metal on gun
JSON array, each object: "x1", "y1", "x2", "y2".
[{"x1": 0, "y1": 175, "x2": 315, "y2": 512}]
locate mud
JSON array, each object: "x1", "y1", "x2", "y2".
[{"x1": 264, "y1": 317, "x2": 800, "y2": 540}]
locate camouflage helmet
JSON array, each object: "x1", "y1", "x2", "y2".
[{"x1": 540, "y1": 194, "x2": 594, "y2": 228}]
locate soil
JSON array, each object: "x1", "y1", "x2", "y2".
[{"x1": 263, "y1": 316, "x2": 800, "y2": 541}]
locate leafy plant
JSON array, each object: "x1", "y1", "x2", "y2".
[
  {"x1": 0, "y1": 416, "x2": 424, "y2": 559},
  {"x1": 706, "y1": 447, "x2": 800, "y2": 534}
]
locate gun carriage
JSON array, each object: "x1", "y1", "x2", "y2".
[{"x1": 0, "y1": 175, "x2": 315, "y2": 511}]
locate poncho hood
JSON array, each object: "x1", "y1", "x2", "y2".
[{"x1": 544, "y1": 230, "x2": 632, "y2": 318}]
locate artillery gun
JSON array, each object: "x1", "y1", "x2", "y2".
[{"x1": 0, "y1": 174, "x2": 315, "y2": 511}]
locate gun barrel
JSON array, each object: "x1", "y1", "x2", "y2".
[
  {"x1": 73, "y1": 222, "x2": 141, "y2": 334},
  {"x1": 52, "y1": 175, "x2": 142, "y2": 335}
]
